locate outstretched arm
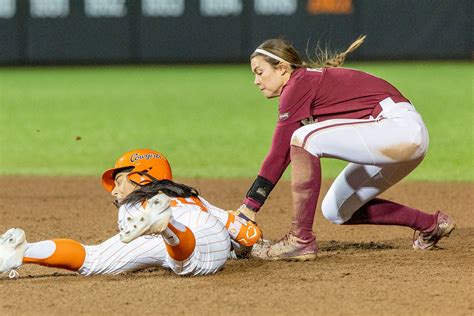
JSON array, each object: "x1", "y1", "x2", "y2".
[{"x1": 243, "y1": 120, "x2": 302, "y2": 212}]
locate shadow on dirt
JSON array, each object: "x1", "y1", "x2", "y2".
[
  {"x1": 1, "y1": 271, "x2": 78, "y2": 281},
  {"x1": 319, "y1": 240, "x2": 395, "y2": 252}
]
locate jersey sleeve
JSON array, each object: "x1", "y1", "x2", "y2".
[
  {"x1": 258, "y1": 120, "x2": 302, "y2": 184},
  {"x1": 198, "y1": 196, "x2": 225, "y2": 213},
  {"x1": 197, "y1": 196, "x2": 229, "y2": 225},
  {"x1": 277, "y1": 77, "x2": 316, "y2": 127}
]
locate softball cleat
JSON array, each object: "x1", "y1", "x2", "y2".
[
  {"x1": 120, "y1": 193, "x2": 172, "y2": 243},
  {"x1": 0, "y1": 228, "x2": 27, "y2": 277},
  {"x1": 413, "y1": 211, "x2": 455, "y2": 250},
  {"x1": 252, "y1": 233, "x2": 317, "y2": 261}
]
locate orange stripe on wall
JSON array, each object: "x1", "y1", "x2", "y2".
[{"x1": 307, "y1": 0, "x2": 353, "y2": 15}]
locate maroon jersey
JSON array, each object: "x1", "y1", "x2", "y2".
[
  {"x1": 244, "y1": 67, "x2": 411, "y2": 210},
  {"x1": 277, "y1": 67, "x2": 409, "y2": 126}
]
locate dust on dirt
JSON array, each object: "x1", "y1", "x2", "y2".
[{"x1": 0, "y1": 176, "x2": 472, "y2": 315}]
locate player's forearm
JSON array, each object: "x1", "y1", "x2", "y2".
[
  {"x1": 243, "y1": 122, "x2": 298, "y2": 211},
  {"x1": 161, "y1": 217, "x2": 196, "y2": 261},
  {"x1": 163, "y1": 217, "x2": 229, "y2": 276}
]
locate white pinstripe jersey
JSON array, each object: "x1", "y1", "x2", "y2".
[
  {"x1": 79, "y1": 195, "x2": 230, "y2": 276},
  {"x1": 118, "y1": 195, "x2": 225, "y2": 231}
]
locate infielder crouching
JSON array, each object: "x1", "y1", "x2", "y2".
[
  {"x1": 0, "y1": 149, "x2": 261, "y2": 278},
  {"x1": 233, "y1": 35, "x2": 456, "y2": 260}
]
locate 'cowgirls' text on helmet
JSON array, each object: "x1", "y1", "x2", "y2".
[{"x1": 101, "y1": 149, "x2": 172, "y2": 192}]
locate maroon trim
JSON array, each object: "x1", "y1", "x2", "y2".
[
  {"x1": 302, "y1": 117, "x2": 385, "y2": 148},
  {"x1": 371, "y1": 103, "x2": 383, "y2": 118}
]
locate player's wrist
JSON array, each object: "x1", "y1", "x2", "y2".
[
  {"x1": 245, "y1": 175, "x2": 275, "y2": 208},
  {"x1": 237, "y1": 204, "x2": 258, "y2": 223},
  {"x1": 243, "y1": 197, "x2": 261, "y2": 212}
]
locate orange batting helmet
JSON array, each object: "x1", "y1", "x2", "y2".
[{"x1": 101, "y1": 149, "x2": 172, "y2": 192}]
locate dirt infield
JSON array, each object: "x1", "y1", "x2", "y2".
[{"x1": 0, "y1": 176, "x2": 472, "y2": 315}]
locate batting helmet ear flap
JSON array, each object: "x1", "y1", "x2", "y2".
[{"x1": 126, "y1": 170, "x2": 160, "y2": 187}]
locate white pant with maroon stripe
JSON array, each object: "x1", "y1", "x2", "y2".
[
  {"x1": 291, "y1": 97, "x2": 429, "y2": 224},
  {"x1": 78, "y1": 197, "x2": 230, "y2": 276}
]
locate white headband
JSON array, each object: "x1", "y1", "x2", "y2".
[{"x1": 254, "y1": 48, "x2": 292, "y2": 65}]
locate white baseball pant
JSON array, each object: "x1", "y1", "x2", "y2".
[{"x1": 291, "y1": 97, "x2": 429, "y2": 224}]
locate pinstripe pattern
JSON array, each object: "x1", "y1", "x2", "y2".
[
  {"x1": 198, "y1": 196, "x2": 229, "y2": 224},
  {"x1": 78, "y1": 196, "x2": 230, "y2": 276}
]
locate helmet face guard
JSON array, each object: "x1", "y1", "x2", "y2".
[{"x1": 102, "y1": 149, "x2": 172, "y2": 192}]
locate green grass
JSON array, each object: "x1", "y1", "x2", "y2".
[{"x1": 0, "y1": 62, "x2": 472, "y2": 181}]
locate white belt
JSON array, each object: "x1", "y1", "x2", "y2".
[{"x1": 379, "y1": 97, "x2": 416, "y2": 116}]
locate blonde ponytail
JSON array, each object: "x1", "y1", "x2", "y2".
[{"x1": 306, "y1": 35, "x2": 366, "y2": 68}]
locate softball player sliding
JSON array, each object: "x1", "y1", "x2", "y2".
[
  {"x1": 0, "y1": 149, "x2": 261, "y2": 278},
  {"x1": 235, "y1": 36, "x2": 455, "y2": 260}
]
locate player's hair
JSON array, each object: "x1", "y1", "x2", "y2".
[
  {"x1": 117, "y1": 180, "x2": 199, "y2": 207},
  {"x1": 251, "y1": 35, "x2": 366, "y2": 69}
]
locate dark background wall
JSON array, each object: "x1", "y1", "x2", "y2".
[{"x1": 0, "y1": 0, "x2": 471, "y2": 65}]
